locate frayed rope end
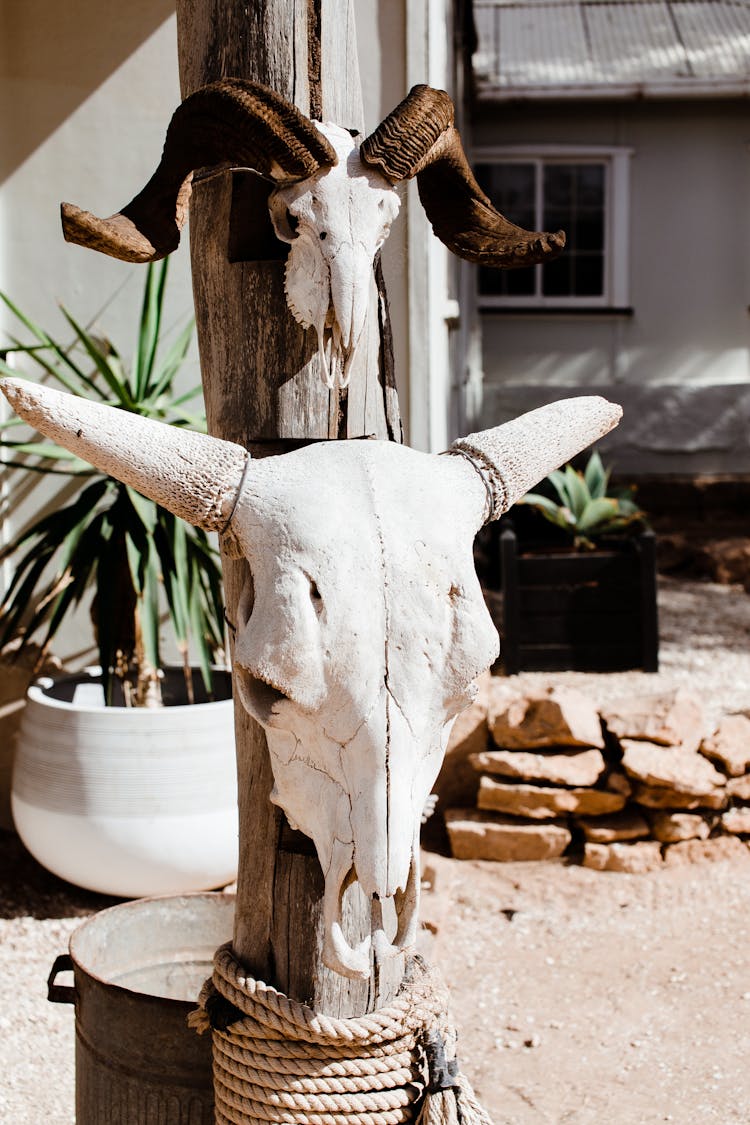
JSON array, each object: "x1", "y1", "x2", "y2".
[
  {"x1": 416, "y1": 1031, "x2": 495, "y2": 1125},
  {"x1": 186, "y1": 1007, "x2": 211, "y2": 1036}
]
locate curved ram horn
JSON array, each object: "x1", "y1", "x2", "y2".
[
  {"x1": 0, "y1": 379, "x2": 249, "y2": 541},
  {"x1": 61, "y1": 79, "x2": 338, "y2": 263},
  {"x1": 446, "y1": 396, "x2": 622, "y2": 524},
  {"x1": 360, "y1": 84, "x2": 565, "y2": 269}
]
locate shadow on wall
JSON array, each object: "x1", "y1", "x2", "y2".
[
  {"x1": 0, "y1": 0, "x2": 175, "y2": 183},
  {"x1": 482, "y1": 383, "x2": 750, "y2": 476}
]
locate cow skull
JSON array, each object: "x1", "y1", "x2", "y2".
[
  {"x1": 59, "y1": 80, "x2": 565, "y2": 389},
  {"x1": 0, "y1": 378, "x2": 620, "y2": 978}
]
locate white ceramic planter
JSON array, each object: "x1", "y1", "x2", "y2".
[{"x1": 12, "y1": 669, "x2": 238, "y2": 897}]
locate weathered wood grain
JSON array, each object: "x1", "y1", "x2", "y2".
[{"x1": 176, "y1": 0, "x2": 403, "y2": 1015}]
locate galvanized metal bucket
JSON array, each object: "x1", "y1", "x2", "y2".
[{"x1": 48, "y1": 892, "x2": 234, "y2": 1124}]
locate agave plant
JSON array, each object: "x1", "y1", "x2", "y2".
[
  {"x1": 0, "y1": 262, "x2": 226, "y2": 706},
  {"x1": 516, "y1": 450, "x2": 645, "y2": 551}
]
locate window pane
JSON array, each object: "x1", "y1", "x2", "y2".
[
  {"x1": 543, "y1": 165, "x2": 574, "y2": 208},
  {"x1": 575, "y1": 213, "x2": 605, "y2": 252},
  {"x1": 476, "y1": 163, "x2": 536, "y2": 231},
  {"x1": 574, "y1": 255, "x2": 604, "y2": 296},
  {"x1": 542, "y1": 162, "x2": 606, "y2": 298},
  {"x1": 476, "y1": 163, "x2": 537, "y2": 296},
  {"x1": 475, "y1": 159, "x2": 610, "y2": 302},
  {"x1": 479, "y1": 264, "x2": 536, "y2": 297},
  {"x1": 576, "y1": 164, "x2": 605, "y2": 207},
  {"x1": 543, "y1": 210, "x2": 569, "y2": 239},
  {"x1": 541, "y1": 255, "x2": 572, "y2": 298}
]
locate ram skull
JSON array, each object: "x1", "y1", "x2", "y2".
[
  {"x1": 1, "y1": 378, "x2": 620, "y2": 978},
  {"x1": 59, "y1": 79, "x2": 565, "y2": 389},
  {"x1": 268, "y1": 124, "x2": 400, "y2": 388}
]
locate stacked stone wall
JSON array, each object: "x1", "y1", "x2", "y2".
[{"x1": 442, "y1": 683, "x2": 750, "y2": 872}]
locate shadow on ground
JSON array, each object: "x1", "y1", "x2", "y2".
[{"x1": 0, "y1": 829, "x2": 121, "y2": 920}]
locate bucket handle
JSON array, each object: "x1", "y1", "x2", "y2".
[{"x1": 47, "y1": 953, "x2": 75, "y2": 1005}]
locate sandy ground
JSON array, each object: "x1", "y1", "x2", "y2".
[
  {"x1": 2, "y1": 575, "x2": 750, "y2": 1124},
  {"x1": 422, "y1": 854, "x2": 750, "y2": 1125}
]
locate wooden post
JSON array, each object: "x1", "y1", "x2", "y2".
[{"x1": 176, "y1": 0, "x2": 404, "y2": 1017}]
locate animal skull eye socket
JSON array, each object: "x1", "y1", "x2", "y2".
[
  {"x1": 267, "y1": 193, "x2": 301, "y2": 244},
  {"x1": 237, "y1": 582, "x2": 254, "y2": 628},
  {"x1": 308, "y1": 577, "x2": 322, "y2": 603}
]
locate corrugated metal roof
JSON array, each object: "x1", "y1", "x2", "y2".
[{"x1": 474, "y1": 0, "x2": 750, "y2": 98}]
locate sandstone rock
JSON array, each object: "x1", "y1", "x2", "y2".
[
  {"x1": 434, "y1": 673, "x2": 491, "y2": 810},
  {"x1": 632, "y1": 782, "x2": 727, "y2": 812},
  {"x1": 648, "y1": 811, "x2": 713, "y2": 843},
  {"x1": 489, "y1": 686, "x2": 604, "y2": 750},
  {"x1": 601, "y1": 689, "x2": 706, "y2": 752},
  {"x1": 577, "y1": 811, "x2": 650, "y2": 844},
  {"x1": 477, "y1": 776, "x2": 626, "y2": 819},
  {"x1": 720, "y1": 808, "x2": 750, "y2": 836},
  {"x1": 727, "y1": 775, "x2": 750, "y2": 801},
  {"x1": 695, "y1": 537, "x2": 750, "y2": 593},
  {"x1": 663, "y1": 836, "x2": 750, "y2": 867},
  {"x1": 621, "y1": 740, "x2": 726, "y2": 805},
  {"x1": 445, "y1": 808, "x2": 571, "y2": 862},
  {"x1": 657, "y1": 532, "x2": 692, "y2": 573},
  {"x1": 606, "y1": 771, "x2": 633, "y2": 797},
  {"x1": 583, "y1": 841, "x2": 663, "y2": 874},
  {"x1": 470, "y1": 747, "x2": 606, "y2": 788},
  {"x1": 700, "y1": 715, "x2": 750, "y2": 778}
]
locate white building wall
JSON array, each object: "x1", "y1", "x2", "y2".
[
  {"x1": 0, "y1": 6, "x2": 191, "y2": 374},
  {"x1": 473, "y1": 100, "x2": 750, "y2": 474},
  {"x1": 0, "y1": 6, "x2": 191, "y2": 665}
]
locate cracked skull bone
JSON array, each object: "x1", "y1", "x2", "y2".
[
  {"x1": 230, "y1": 443, "x2": 497, "y2": 978},
  {"x1": 0, "y1": 378, "x2": 620, "y2": 979}
]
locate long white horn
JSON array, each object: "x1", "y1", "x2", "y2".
[
  {"x1": 1, "y1": 378, "x2": 248, "y2": 534},
  {"x1": 448, "y1": 396, "x2": 622, "y2": 523}
]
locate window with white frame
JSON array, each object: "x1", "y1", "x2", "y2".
[{"x1": 473, "y1": 147, "x2": 632, "y2": 309}]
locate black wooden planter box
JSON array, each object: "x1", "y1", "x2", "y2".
[{"x1": 498, "y1": 525, "x2": 659, "y2": 674}]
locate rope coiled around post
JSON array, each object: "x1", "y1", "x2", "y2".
[{"x1": 189, "y1": 945, "x2": 494, "y2": 1125}]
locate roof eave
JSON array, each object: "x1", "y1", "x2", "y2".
[{"x1": 475, "y1": 79, "x2": 750, "y2": 101}]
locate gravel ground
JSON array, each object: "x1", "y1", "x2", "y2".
[{"x1": 1, "y1": 575, "x2": 749, "y2": 1124}]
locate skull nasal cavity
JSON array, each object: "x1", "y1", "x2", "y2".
[
  {"x1": 306, "y1": 575, "x2": 322, "y2": 603},
  {"x1": 235, "y1": 670, "x2": 288, "y2": 727}
]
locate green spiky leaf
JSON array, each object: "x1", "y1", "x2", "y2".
[
  {"x1": 577, "y1": 497, "x2": 620, "y2": 532},
  {"x1": 517, "y1": 450, "x2": 648, "y2": 550},
  {"x1": 583, "y1": 450, "x2": 610, "y2": 499},
  {"x1": 0, "y1": 270, "x2": 225, "y2": 704}
]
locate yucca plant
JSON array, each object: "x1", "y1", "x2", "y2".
[
  {"x1": 0, "y1": 262, "x2": 226, "y2": 706},
  {"x1": 516, "y1": 450, "x2": 645, "y2": 551}
]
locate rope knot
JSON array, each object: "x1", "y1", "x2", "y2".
[{"x1": 204, "y1": 982, "x2": 247, "y2": 1032}]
